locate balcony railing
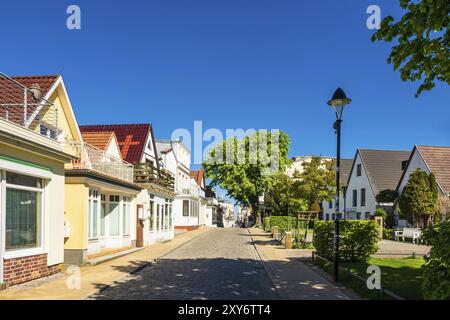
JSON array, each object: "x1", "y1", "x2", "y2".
[
  {"x1": 65, "y1": 142, "x2": 134, "y2": 183},
  {"x1": 0, "y1": 72, "x2": 60, "y2": 140},
  {"x1": 134, "y1": 163, "x2": 175, "y2": 191}
]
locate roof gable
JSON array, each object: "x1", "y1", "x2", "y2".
[
  {"x1": 417, "y1": 145, "x2": 450, "y2": 195},
  {"x1": 190, "y1": 168, "x2": 205, "y2": 188},
  {"x1": 79, "y1": 124, "x2": 151, "y2": 163},
  {"x1": 359, "y1": 149, "x2": 411, "y2": 195}
]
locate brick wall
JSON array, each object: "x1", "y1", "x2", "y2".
[{"x1": 2, "y1": 254, "x2": 61, "y2": 288}]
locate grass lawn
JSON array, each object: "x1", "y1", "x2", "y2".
[{"x1": 317, "y1": 257, "x2": 425, "y2": 300}]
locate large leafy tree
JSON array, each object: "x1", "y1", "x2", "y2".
[
  {"x1": 371, "y1": 0, "x2": 449, "y2": 97},
  {"x1": 293, "y1": 157, "x2": 336, "y2": 211},
  {"x1": 399, "y1": 168, "x2": 439, "y2": 226},
  {"x1": 203, "y1": 130, "x2": 291, "y2": 225},
  {"x1": 264, "y1": 172, "x2": 308, "y2": 216}
]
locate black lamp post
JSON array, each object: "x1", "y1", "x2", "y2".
[{"x1": 327, "y1": 87, "x2": 352, "y2": 282}]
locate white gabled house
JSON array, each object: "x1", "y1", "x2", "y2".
[
  {"x1": 396, "y1": 145, "x2": 450, "y2": 197},
  {"x1": 345, "y1": 149, "x2": 410, "y2": 220}
]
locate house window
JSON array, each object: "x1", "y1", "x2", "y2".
[
  {"x1": 5, "y1": 172, "x2": 43, "y2": 251},
  {"x1": 352, "y1": 189, "x2": 357, "y2": 207},
  {"x1": 88, "y1": 190, "x2": 100, "y2": 240},
  {"x1": 183, "y1": 200, "x2": 189, "y2": 216},
  {"x1": 169, "y1": 199, "x2": 173, "y2": 229},
  {"x1": 122, "y1": 196, "x2": 131, "y2": 235},
  {"x1": 366, "y1": 212, "x2": 371, "y2": 220},
  {"x1": 108, "y1": 195, "x2": 120, "y2": 236},
  {"x1": 156, "y1": 204, "x2": 160, "y2": 231},
  {"x1": 100, "y1": 194, "x2": 106, "y2": 237},
  {"x1": 329, "y1": 201, "x2": 333, "y2": 209},
  {"x1": 361, "y1": 188, "x2": 366, "y2": 207},
  {"x1": 149, "y1": 198, "x2": 154, "y2": 231},
  {"x1": 356, "y1": 212, "x2": 361, "y2": 220},
  {"x1": 357, "y1": 164, "x2": 362, "y2": 177}
]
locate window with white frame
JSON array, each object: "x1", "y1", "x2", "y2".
[
  {"x1": 4, "y1": 172, "x2": 44, "y2": 251},
  {"x1": 100, "y1": 194, "x2": 106, "y2": 237},
  {"x1": 149, "y1": 194, "x2": 154, "y2": 231},
  {"x1": 109, "y1": 195, "x2": 120, "y2": 236},
  {"x1": 88, "y1": 190, "x2": 100, "y2": 240},
  {"x1": 122, "y1": 196, "x2": 131, "y2": 235}
]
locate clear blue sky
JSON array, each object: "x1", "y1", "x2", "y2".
[{"x1": 1, "y1": 0, "x2": 448, "y2": 165}]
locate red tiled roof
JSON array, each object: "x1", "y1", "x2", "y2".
[
  {"x1": 79, "y1": 124, "x2": 151, "y2": 164},
  {"x1": 417, "y1": 145, "x2": 450, "y2": 194},
  {"x1": 190, "y1": 168, "x2": 205, "y2": 187},
  {"x1": 0, "y1": 75, "x2": 59, "y2": 126},
  {"x1": 81, "y1": 131, "x2": 116, "y2": 151}
]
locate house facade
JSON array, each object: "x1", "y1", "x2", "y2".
[
  {"x1": 322, "y1": 159, "x2": 353, "y2": 220},
  {"x1": 79, "y1": 125, "x2": 176, "y2": 248},
  {"x1": 205, "y1": 186, "x2": 218, "y2": 227},
  {"x1": 0, "y1": 73, "x2": 80, "y2": 287},
  {"x1": 63, "y1": 130, "x2": 142, "y2": 265},
  {"x1": 397, "y1": 145, "x2": 450, "y2": 197},
  {"x1": 157, "y1": 140, "x2": 204, "y2": 230},
  {"x1": 345, "y1": 149, "x2": 410, "y2": 220}
]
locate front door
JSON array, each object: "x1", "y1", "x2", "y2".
[{"x1": 136, "y1": 204, "x2": 144, "y2": 247}]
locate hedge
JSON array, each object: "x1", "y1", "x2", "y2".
[
  {"x1": 313, "y1": 220, "x2": 379, "y2": 263},
  {"x1": 264, "y1": 216, "x2": 297, "y2": 233},
  {"x1": 422, "y1": 220, "x2": 450, "y2": 300}
]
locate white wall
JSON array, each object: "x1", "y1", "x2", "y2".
[
  {"x1": 397, "y1": 149, "x2": 429, "y2": 196},
  {"x1": 345, "y1": 153, "x2": 377, "y2": 219}
]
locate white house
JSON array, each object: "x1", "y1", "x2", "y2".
[
  {"x1": 345, "y1": 149, "x2": 410, "y2": 220},
  {"x1": 204, "y1": 186, "x2": 218, "y2": 227},
  {"x1": 157, "y1": 140, "x2": 204, "y2": 231},
  {"x1": 79, "y1": 124, "x2": 176, "y2": 248},
  {"x1": 396, "y1": 145, "x2": 450, "y2": 197},
  {"x1": 322, "y1": 159, "x2": 354, "y2": 220}
]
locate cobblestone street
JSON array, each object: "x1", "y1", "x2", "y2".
[{"x1": 90, "y1": 228, "x2": 279, "y2": 300}]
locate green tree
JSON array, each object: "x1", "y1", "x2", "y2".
[
  {"x1": 264, "y1": 172, "x2": 307, "y2": 216},
  {"x1": 203, "y1": 130, "x2": 291, "y2": 225},
  {"x1": 399, "y1": 169, "x2": 439, "y2": 227},
  {"x1": 376, "y1": 189, "x2": 398, "y2": 204},
  {"x1": 371, "y1": 0, "x2": 449, "y2": 97},
  {"x1": 293, "y1": 157, "x2": 336, "y2": 210}
]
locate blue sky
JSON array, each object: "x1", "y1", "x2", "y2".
[{"x1": 1, "y1": 0, "x2": 448, "y2": 166}]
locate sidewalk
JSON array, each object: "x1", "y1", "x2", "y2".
[
  {"x1": 0, "y1": 227, "x2": 213, "y2": 300},
  {"x1": 248, "y1": 228, "x2": 351, "y2": 300}
]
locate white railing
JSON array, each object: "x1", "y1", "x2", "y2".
[
  {"x1": 65, "y1": 142, "x2": 134, "y2": 183},
  {"x1": 0, "y1": 72, "x2": 60, "y2": 140}
]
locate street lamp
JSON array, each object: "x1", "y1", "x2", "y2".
[{"x1": 327, "y1": 87, "x2": 352, "y2": 282}]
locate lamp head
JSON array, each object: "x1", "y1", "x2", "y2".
[{"x1": 327, "y1": 87, "x2": 352, "y2": 120}]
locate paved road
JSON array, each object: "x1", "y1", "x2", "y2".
[{"x1": 90, "y1": 228, "x2": 279, "y2": 300}]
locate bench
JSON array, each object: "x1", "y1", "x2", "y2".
[{"x1": 395, "y1": 228, "x2": 422, "y2": 244}]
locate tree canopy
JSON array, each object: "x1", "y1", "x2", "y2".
[
  {"x1": 371, "y1": 0, "x2": 449, "y2": 97},
  {"x1": 293, "y1": 157, "x2": 336, "y2": 211},
  {"x1": 202, "y1": 130, "x2": 291, "y2": 224},
  {"x1": 399, "y1": 168, "x2": 439, "y2": 226}
]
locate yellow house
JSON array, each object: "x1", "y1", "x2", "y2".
[
  {"x1": 0, "y1": 73, "x2": 80, "y2": 288},
  {"x1": 63, "y1": 131, "x2": 143, "y2": 265}
]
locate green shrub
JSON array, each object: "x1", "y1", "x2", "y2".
[
  {"x1": 422, "y1": 220, "x2": 450, "y2": 300},
  {"x1": 375, "y1": 208, "x2": 387, "y2": 219},
  {"x1": 383, "y1": 228, "x2": 394, "y2": 240},
  {"x1": 264, "y1": 217, "x2": 271, "y2": 232},
  {"x1": 269, "y1": 216, "x2": 296, "y2": 233},
  {"x1": 313, "y1": 220, "x2": 379, "y2": 263}
]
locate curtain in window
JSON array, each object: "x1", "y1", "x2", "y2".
[{"x1": 5, "y1": 188, "x2": 40, "y2": 250}]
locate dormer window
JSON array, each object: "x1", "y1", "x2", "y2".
[{"x1": 147, "y1": 141, "x2": 153, "y2": 151}]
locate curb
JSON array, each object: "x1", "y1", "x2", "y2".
[{"x1": 247, "y1": 228, "x2": 289, "y2": 300}]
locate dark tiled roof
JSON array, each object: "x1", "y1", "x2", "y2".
[
  {"x1": 339, "y1": 159, "x2": 353, "y2": 187},
  {"x1": 0, "y1": 75, "x2": 59, "y2": 126},
  {"x1": 79, "y1": 124, "x2": 151, "y2": 164},
  {"x1": 417, "y1": 145, "x2": 450, "y2": 194},
  {"x1": 359, "y1": 149, "x2": 411, "y2": 195}
]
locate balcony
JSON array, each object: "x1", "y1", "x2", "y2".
[
  {"x1": 65, "y1": 142, "x2": 134, "y2": 183},
  {"x1": 133, "y1": 163, "x2": 175, "y2": 191},
  {"x1": 0, "y1": 73, "x2": 60, "y2": 141}
]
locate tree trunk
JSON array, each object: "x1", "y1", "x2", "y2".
[{"x1": 249, "y1": 202, "x2": 261, "y2": 227}]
